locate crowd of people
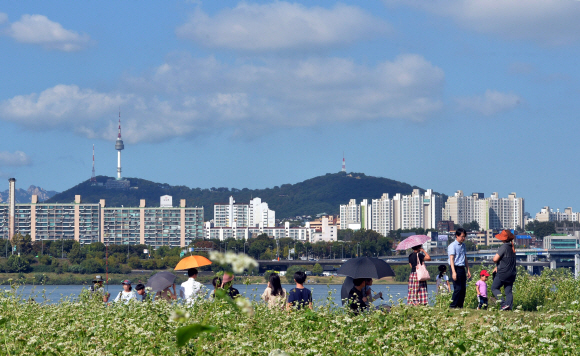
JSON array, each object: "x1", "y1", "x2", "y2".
[
  {"x1": 405, "y1": 228, "x2": 517, "y2": 311},
  {"x1": 88, "y1": 228, "x2": 517, "y2": 313}
]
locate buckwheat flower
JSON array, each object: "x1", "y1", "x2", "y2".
[
  {"x1": 169, "y1": 309, "x2": 190, "y2": 323},
  {"x1": 269, "y1": 350, "x2": 290, "y2": 356},
  {"x1": 235, "y1": 297, "x2": 255, "y2": 317}
]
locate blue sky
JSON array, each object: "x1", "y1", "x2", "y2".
[{"x1": 0, "y1": 0, "x2": 579, "y2": 214}]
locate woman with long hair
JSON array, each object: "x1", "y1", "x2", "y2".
[
  {"x1": 261, "y1": 273, "x2": 287, "y2": 310},
  {"x1": 407, "y1": 245, "x2": 431, "y2": 305}
]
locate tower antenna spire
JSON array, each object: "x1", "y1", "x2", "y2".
[
  {"x1": 342, "y1": 152, "x2": 346, "y2": 173},
  {"x1": 115, "y1": 109, "x2": 125, "y2": 180},
  {"x1": 91, "y1": 144, "x2": 96, "y2": 184}
]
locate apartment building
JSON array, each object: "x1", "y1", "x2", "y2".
[
  {"x1": 0, "y1": 195, "x2": 100, "y2": 243},
  {"x1": 0, "y1": 191, "x2": 203, "y2": 248},
  {"x1": 101, "y1": 198, "x2": 204, "y2": 248},
  {"x1": 535, "y1": 207, "x2": 580, "y2": 223},
  {"x1": 213, "y1": 196, "x2": 275, "y2": 228},
  {"x1": 204, "y1": 221, "x2": 315, "y2": 241},
  {"x1": 341, "y1": 189, "x2": 443, "y2": 236},
  {"x1": 443, "y1": 191, "x2": 525, "y2": 231},
  {"x1": 340, "y1": 199, "x2": 363, "y2": 230}
]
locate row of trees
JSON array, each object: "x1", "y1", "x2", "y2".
[{"x1": 0, "y1": 229, "x2": 395, "y2": 274}]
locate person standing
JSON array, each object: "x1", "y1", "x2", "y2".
[
  {"x1": 407, "y1": 245, "x2": 431, "y2": 306},
  {"x1": 347, "y1": 278, "x2": 368, "y2": 315},
  {"x1": 179, "y1": 268, "x2": 203, "y2": 305},
  {"x1": 476, "y1": 270, "x2": 490, "y2": 310},
  {"x1": 436, "y1": 265, "x2": 451, "y2": 294},
  {"x1": 114, "y1": 280, "x2": 137, "y2": 304},
  {"x1": 89, "y1": 275, "x2": 109, "y2": 302},
  {"x1": 491, "y1": 230, "x2": 517, "y2": 311},
  {"x1": 156, "y1": 284, "x2": 178, "y2": 302},
  {"x1": 221, "y1": 272, "x2": 240, "y2": 299},
  {"x1": 135, "y1": 283, "x2": 148, "y2": 302},
  {"x1": 448, "y1": 228, "x2": 471, "y2": 308},
  {"x1": 261, "y1": 273, "x2": 287, "y2": 310},
  {"x1": 287, "y1": 271, "x2": 312, "y2": 311}
]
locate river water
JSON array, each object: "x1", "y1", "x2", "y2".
[{"x1": 1, "y1": 283, "x2": 439, "y2": 306}]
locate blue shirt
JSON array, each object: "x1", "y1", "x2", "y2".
[
  {"x1": 287, "y1": 287, "x2": 312, "y2": 310},
  {"x1": 448, "y1": 240, "x2": 466, "y2": 266}
]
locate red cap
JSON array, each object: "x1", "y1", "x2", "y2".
[{"x1": 480, "y1": 270, "x2": 490, "y2": 277}]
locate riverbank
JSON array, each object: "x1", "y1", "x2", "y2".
[{"x1": 0, "y1": 273, "x2": 414, "y2": 286}]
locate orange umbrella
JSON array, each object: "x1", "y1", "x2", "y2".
[{"x1": 174, "y1": 255, "x2": 212, "y2": 271}]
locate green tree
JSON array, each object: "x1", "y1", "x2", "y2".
[
  {"x1": 128, "y1": 256, "x2": 141, "y2": 269},
  {"x1": 6, "y1": 255, "x2": 31, "y2": 273},
  {"x1": 312, "y1": 263, "x2": 323, "y2": 275},
  {"x1": 526, "y1": 220, "x2": 556, "y2": 239},
  {"x1": 283, "y1": 246, "x2": 289, "y2": 259},
  {"x1": 11, "y1": 233, "x2": 32, "y2": 255},
  {"x1": 285, "y1": 265, "x2": 306, "y2": 283},
  {"x1": 67, "y1": 242, "x2": 85, "y2": 264}
]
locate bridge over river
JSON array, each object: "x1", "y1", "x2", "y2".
[{"x1": 256, "y1": 249, "x2": 580, "y2": 277}]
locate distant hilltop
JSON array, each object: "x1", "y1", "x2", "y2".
[
  {"x1": 45, "y1": 172, "x2": 440, "y2": 219},
  {"x1": 0, "y1": 185, "x2": 58, "y2": 204}
]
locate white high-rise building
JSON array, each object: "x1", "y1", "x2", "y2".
[
  {"x1": 340, "y1": 199, "x2": 361, "y2": 230},
  {"x1": 442, "y1": 191, "x2": 480, "y2": 227},
  {"x1": 343, "y1": 189, "x2": 443, "y2": 236},
  {"x1": 372, "y1": 194, "x2": 394, "y2": 237},
  {"x1": 444, "y1": 191, "x2": 524, "y2": 231},
  {"x1": 249, "y1": 197, "x2": 275, "y2": 227},
  {"x1": 213, "y1": 196, "x2": 274, "y2": 228},
  {"x1": 535, "y1": 207, "x2": 579, "y2": 223},
  {"x1": 423, "y1": 189, "x2": 443, "y2": 230}
]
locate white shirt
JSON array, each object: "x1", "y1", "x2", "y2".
[
  {"x1": 114, "y1": 290, "x2": 137, "y2": 304},
  {"x1": 436, "y1": 275, "x2": 449, "y2": 292},
  {"x1": 179, "y1": 278, "x2": 203, "y2": 304}
]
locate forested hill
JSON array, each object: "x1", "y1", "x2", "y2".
[{"x1": 46, "y1": 173, "x2": 438, "y2": 219}]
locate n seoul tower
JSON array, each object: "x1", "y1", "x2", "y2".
[{"x1": 115, "y1": 112, "x2": 124, "y2": 180}]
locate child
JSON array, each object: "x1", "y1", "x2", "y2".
[
  {"x1": 476, "y1": 270, "x2": 490, "y2": 310},
  {"x1": 287, "y1": 271, "x2": 313, "y2": 311},
  {"x1": 436, "y1": 265, "x2": 451, "y2": 294}
]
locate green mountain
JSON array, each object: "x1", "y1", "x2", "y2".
[{"x1": 46, "y1": 173, "x2": 439, "y2": 219}]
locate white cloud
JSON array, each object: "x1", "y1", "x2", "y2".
[
  {"x1": 0, "y1": 12, "x2": 8, "y2": 25},
  {"x1": 177, "y1": 2, "x2": 389, "y2": 51},
  {"x1": 386, "y1": 0, "x2": 580, "y2": 45},
  {"x1": 0, "y1": 151, "x2": 31, "y2": 166},
  {"x1": 456, "y1": 90, "x2": 521, "y2": 116},
  {"x1": 0, "y1": 54, "x2": 444, "y2": 143},
  {"x1": 6, "y1": 14, "x2": 90, "y2": 51}
]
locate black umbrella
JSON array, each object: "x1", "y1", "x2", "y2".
[
  {"x1": 336, "y1": 257, "x2": 395, "y2": 279},
  {"x1": 146, "y1": 271, "x2": 176, "y2": 292}
]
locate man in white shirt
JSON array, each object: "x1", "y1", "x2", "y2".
[{"x1": 179, "y1": 268, "x2": 203, "y2": 305}]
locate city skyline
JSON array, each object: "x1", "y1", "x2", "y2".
[{"x1": 1, "y1": 1, "x2": 580, "y2": 214}]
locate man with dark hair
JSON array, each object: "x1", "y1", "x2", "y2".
[
  {"x1": 179, "y1": 268, "x2": 203, "y2": 305},
  {"x1": 287, "y1": 271, "x2": 312, "y2": 310},
  {"x1": 135, "y1": 283, "x2": 148, "y2": 302},
  {"x1": 347, "y1": 278, "x2": 368, "y2": 315},
  {"x1": 448, "y1": 228, "x2": 471, "y2": 308}
]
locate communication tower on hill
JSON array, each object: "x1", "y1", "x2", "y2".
[
  {"x1": 90, "y1": 144, "x2": 96, "y2": 185},
  {"x1": 105, "y1": 109, "x2": 130, "y2": 190},
  {"x1": 115, "y1": 111, "x2": 124, "y2": 180},
  {"x1": 342, "y1": 153, "x2": 346, "y2": 173}
]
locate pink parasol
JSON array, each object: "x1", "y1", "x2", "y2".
[{"x1": 395, "y1": 235, "x2": 430, "y2": 250}]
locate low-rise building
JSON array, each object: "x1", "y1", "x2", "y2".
[{"x1": 543, "y1": 234, "x2": 580, "y2": 249}]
